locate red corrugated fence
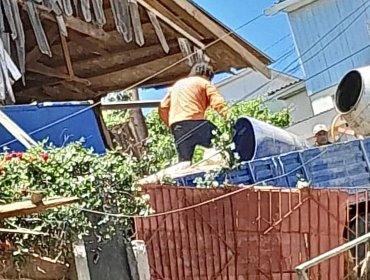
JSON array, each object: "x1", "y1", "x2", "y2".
[{"x1": 135, "y1": 185, "x2": 348, "y2": 279}]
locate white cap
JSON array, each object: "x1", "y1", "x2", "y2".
[{"x1": 313, "y1": 124, "x2": 328, "y2": 135}]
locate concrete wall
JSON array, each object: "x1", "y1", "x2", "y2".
[{"x1": 281, "y1": 88, "x2": 314, "y2": 124}]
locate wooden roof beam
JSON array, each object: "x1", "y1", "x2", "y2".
[
  {"x1": 136, "y1": 0, "x2": 205, "y2": 49},
  {"x1": 169, "y1": 0, "x2": 271, "y2": 78},
  {"x1": 62, "y1": 40, "x2": 179, "y2": 75},
  {"x1": 27, "y1": 62, "x2": 91, "y2": 85},
  {"x1": 88, "y1": 53, "x2": 184, "y2": 92}
]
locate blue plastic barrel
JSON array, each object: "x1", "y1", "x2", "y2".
[
  {"x1": 0, "y1": 101, "x2": 106, "y2": 153},
  {"x1": 233, "y1": 117, "x2": 306, "y2": 161}
]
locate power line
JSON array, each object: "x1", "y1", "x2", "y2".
[
  {"x1": 277, "y1": 0, "x2": 370, "y2": 79},
  {"x1": 173, "y1": 1, "x2": 370, "y2": 147},
  {"x1": 263, "y1": 33, "x2": 291, "y2": 52}
]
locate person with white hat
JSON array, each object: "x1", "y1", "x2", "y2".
[{"x1": 312, "y1": 124, "x2": 332, "y2": 146}]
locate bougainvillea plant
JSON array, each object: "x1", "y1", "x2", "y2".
[{"x1": 0, "y1": 141, "x2": 151, "y2": 266}]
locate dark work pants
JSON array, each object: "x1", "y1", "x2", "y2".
[{"x1": 171, "y1": 120, "x2": 217, "y2": 162}]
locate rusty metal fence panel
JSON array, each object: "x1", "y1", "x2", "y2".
[{"x1": 135, "y1": 185, "x2": 348, "y2": 279}]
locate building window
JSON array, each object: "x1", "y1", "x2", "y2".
[{"x1": 311, "y1": 95, "x2": 334, "y2": 115}]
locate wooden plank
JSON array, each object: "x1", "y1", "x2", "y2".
[
  {"x1": 59, "y1": 29, "x2": 74, "y2": 79},
  {"x1": 169, "y1": 0, "x2": 271, "y2": 77},
  {"x1": 64, "y1": 40, "x2": 179, "y2": 74},
  {"x1": 129, "y1": 0, "x2": 145, "y2": 46},
  {"x1": 147, "y1": 11, "x2": 170, "y2": 53},
  {"x1": 0, "y1": 109, "x2": 36, "y2": 148},
  {"x1": 88, "y1": 53, "x2": 183, "y2": 91},
  {"x1": 0, "y1": 196, "x2": 79, "y2": 219},
  {"x1": 27, "y1": 63, "x2": 90, "y2": 85},
  {"x1": 0, "y1": 228, "x2": 47, "y2": 235},
  {"x1": 178, "y1": 38, "x2": 194, "y2": 66},
  {"x1": 25, "y1": 1, "x2": 52, "y2": 57},
  {"x1": 136, "y1": 0, "x2": 205, "y2": 49}
]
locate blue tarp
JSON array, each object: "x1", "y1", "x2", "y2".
[{"x1": 0, "y1": 102, "x2": 106, "y2": 154}]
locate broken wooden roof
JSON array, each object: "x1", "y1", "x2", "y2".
[{"x1": 2, "y1": 0, "x2": 271, "y2": 103}]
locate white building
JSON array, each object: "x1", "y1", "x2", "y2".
[{"x1": 264, "y1": 0, "x2": 370, "y2": 140}]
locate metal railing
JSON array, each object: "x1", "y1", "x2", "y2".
[{"x1": 296, "y1": 224, "x2": 370, "y2": 279}]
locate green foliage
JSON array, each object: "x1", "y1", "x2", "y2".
[
  {"x1": 147, "y1": 98, "x2": 291, "y2": 172},
  {"x1": 139, "y1": 111, "x2": 177, "y2": 175},
  {"x1": 103, "y1": 110, "x2": 130, "y2": 128},
  {"x1": 103, "y1": 91, "x2": 131, "y2": 128},
  {"x1": 0, "y1": 142, "x2": 151, "y2": 263}
]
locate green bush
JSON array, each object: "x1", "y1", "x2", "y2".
[
  {"x1": 0, "y1": 142, "x2": 151, "y2": 263},
  {"x1": 145, "y1": 98, "x2": 291, "y2": 169}
]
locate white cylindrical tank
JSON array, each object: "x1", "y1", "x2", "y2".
[{"x1": 335, "y1": 65, "x2": 370, "y2": 135}]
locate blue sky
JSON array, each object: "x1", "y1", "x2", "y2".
[{"x1": 140, "y1": 0, "x2": 301, "y2": 111}]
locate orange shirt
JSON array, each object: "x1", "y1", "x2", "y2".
[{"x1": 158, "y1": 76, "x2": 227, "y2": 127}]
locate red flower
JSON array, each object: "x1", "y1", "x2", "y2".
[
  {"x1": 16, "y1": 152, "x2": 23, "y2": 160},
  {"x1": 41, "y1": 152, "x2": 49, "y2": 162},
  {"x1": 4, "y1": 153, "x2": 12, "y2": 161}
]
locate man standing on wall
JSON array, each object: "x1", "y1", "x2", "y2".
[{"x1": 158, "y1": 62, "x2": 227, "y2": 163}]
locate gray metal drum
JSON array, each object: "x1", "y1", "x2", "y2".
[{"x1": 233, "y1": 117, "x2": 306, "y2": 161}]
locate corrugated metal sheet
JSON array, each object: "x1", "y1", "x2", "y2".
[
  {"x1": 176, "y1": 139, "x2": 370, "y2": 191},
  {"x1": 287, "y1": 0, "x2": 370, "y2": 95},
  {"x1": 135, "y1": 185, "x2": 348, "y2": 279}
]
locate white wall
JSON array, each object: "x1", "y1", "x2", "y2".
[
  {"x1": 284, "y1": 89, "x2": 314, "y2": 123},
  {"x1": 217, "y1": 69, "x2": 298, "y2": 101}
]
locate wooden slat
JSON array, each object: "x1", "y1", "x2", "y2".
[
  {"x1": 147, "y1": 11, "x2": 169, "y2": 53},
  {"x1": 59, "y1": 29, "x2": 74, "y2": 79},
  {"x1": 0, "y1": 196, "x2": 79, "y2": 219},
  {"x1": 33, "y1": 5, "x2": 111, "y2": 41},
  {"x1": 136, "y1": 0, "x2": 205, "y2": 48},
  {"x1": 0, "y1": 227, "x2": 47, "y2": 235},
  {"x1": 168, "y1": 0, "x2": 271, "y2": 78}
]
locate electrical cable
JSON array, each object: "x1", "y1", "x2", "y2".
[
  {"x1": 75, "y1": 146, "x2": 329, "y2": 218},
  {"x1": 173, "y1": 1, "x2": 370, "y2": 148}
]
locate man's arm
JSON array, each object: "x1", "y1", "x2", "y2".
[
  {"x1": 158, "y1": 90, "x2": 171, "y2": 126},
  {"x1": 205, "y1": 82, "x2": 227, "y2": 116}
]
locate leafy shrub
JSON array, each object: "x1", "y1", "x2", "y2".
[{"x1": 0, "y1": 142, "x2": 151, "y2": 264}]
